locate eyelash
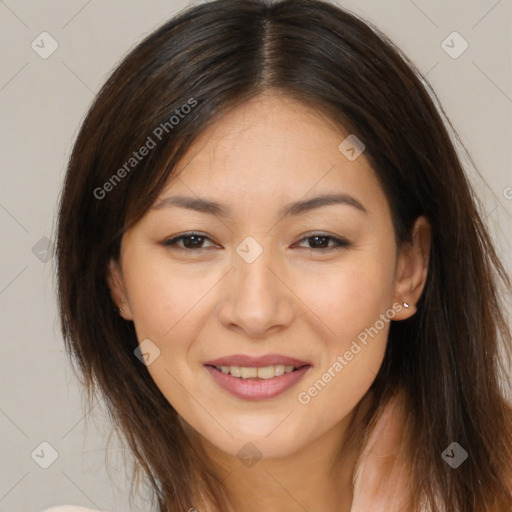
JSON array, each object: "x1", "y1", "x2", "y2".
[{"x1": 162, "y1": 232, "x2": 351, "y2": 252}]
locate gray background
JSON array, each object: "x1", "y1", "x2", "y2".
[{"x1": 0, "y1": 1, "x2": 511, "y2": 511}]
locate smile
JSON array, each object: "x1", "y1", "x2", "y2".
[
  {"x1": 204, "y1": 363, "x2": 311, "y2": 400},
  {"x1": 214, "y1": 364, "x2": 298, "y2": 379}
]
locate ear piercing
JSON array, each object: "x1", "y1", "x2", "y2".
[
  {"x1": 403, "y1": 301, "x2": 410, "y2": 308},
  {"x1": 119, "y1": 298, "x2": 126, "y2": 314}
]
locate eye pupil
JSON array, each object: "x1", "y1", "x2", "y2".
[
  {"x1": 183, "y1": 235, "x2": 204, "y2": 249},
  {"x1": 309, "y1": 235, "x2": 330, "y2": 249}
]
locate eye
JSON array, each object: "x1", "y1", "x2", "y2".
[
  {"x1": 163, "y1": 232, "x2": 217, "y2": 250},
  {"x1": 295, "y1": 233, "x2": 351, "y2": 251},
  {"x1": 162, "y1": 231, "x2": 351, "y2": 252}
]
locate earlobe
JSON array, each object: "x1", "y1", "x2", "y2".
[
  {"x1": 106, "y1": 258, "x2": 133, "y2": 320},
  {"x1": 393, "y1": 216, "x2": 431, "y2": 321}
]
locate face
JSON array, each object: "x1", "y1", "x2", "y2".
[{"x1": 108, "y1": 92, "x2": 428, "y2": 461}]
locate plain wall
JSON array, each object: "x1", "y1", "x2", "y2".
[{"x1": 0, "y1": 1, "x2": 510, "y2": 511}]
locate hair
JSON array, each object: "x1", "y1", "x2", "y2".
[{"x1": 55, "y1": 0, "x2": 512, "y2": 510}]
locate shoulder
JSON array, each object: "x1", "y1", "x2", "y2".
[{"x1": 37, "y1": 506, "x2": 106, "y2": 512}]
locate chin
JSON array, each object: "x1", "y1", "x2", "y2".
[
  {"x1": 195, "y1": 413, "x2": 313, "y2": 461},
  {"x1": 215, "y1": 433, "x2": 306, "y2": 461}
]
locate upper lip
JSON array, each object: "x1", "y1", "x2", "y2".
[{"x1": 204, "y1": 354, "x2": 311, "y2": 368}]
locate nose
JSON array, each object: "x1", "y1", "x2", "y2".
[{"x1": 216, "y1": 245, "x2": 295, "y2": 339}]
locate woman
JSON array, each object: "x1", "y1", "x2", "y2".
[{"x1": 46, "y1": 0, "x2": 512, "y2": 511}]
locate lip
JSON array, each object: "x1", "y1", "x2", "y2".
[
  {"x1": 205, "y1": 364, "x2": 311, "y2": 401},
  {"x1": 204, "y1": 353, "x2": 311, "y2": 368}
]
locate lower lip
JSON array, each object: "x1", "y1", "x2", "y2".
[{"x1": 205, "y1": 365, "x2": 311, "y2": 401}]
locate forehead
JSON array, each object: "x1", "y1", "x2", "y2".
[{"x1": 155, "y1": 92, "x2": 386, "y2": 216}]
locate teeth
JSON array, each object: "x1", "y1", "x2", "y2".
[
  {"x1": 229, "y1": 365, "x2": 241, "y2": 378},
  {"x1": 257, "y1": 366, "x2": 277, "y2": 379},
  {"x1": 216, "y1": 364, "x2": 298, "y2": 379},
  {"x1": 240, "y1": 367, "x2": 258, "y2": 379}
]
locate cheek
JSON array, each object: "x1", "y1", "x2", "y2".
[
  {"x1": 292, "y1": 251, "x2": 394, "y2": 415},
  {"x1": 123, "y1": 255, "x2": 215, "y2": 415},
  {"x1": 300, "y1": 250, "x2": 396, "y2": 346},
  {"x1": 295, "y1": 286, "x2": 391, "y2": 434},
  {"x1": 125, "y1": 253, "x2": 216, "y2": 343}
]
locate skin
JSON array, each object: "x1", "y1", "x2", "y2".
[{"x1": 108, "y1": 91, "x2": 431, "y2": 512}]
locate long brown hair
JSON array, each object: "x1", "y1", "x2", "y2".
[{"x1": 55, "y1": 0, "x2": 512, "y2": 510}]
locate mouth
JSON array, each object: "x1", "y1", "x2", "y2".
[{"x1": 203, "y1": 354, "x2": 312, "y2": 400}]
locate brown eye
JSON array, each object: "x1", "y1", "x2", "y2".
[
  {"x1": 163, "y1": 233, "x2": 216, "y2": 250},
  {"x1": 296, "y1": 233, "x2": 351, "y2": 250}
]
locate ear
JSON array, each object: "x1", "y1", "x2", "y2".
[
  {"x1": 106, "y1": 258, "x2": 133, "y2": 321},
  {"x1": 392, "y1": 216, "x2": 431, "y2": 320}
]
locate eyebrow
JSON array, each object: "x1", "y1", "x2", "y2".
[{"x1": 151, "y1": 192, "x2": 368, "y2": 218}]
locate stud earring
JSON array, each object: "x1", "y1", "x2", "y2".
[
  {"x1": 119, "y1": 298, "x2": 126, "y2": 314},
  {"x1": 403, "y1": 300, "x2": 410, "y2": 308}
]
